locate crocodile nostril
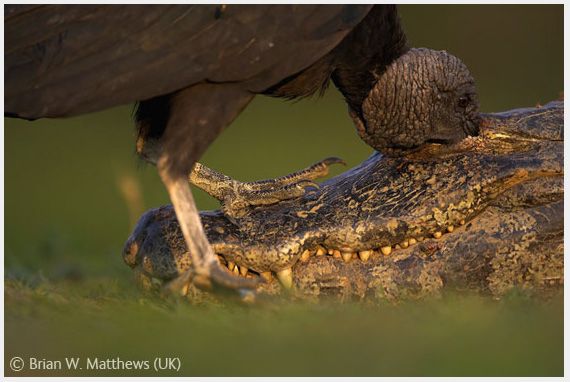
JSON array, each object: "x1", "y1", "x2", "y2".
[{"x1": 122, "y1": 238, "x2": 139, "y2": 268}]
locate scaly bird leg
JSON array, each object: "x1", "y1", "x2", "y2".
[
  {"x1": 159, "y1": 158, "x2": 257, "y2": 293},
  {"x1": 190, "y1": 157, "x2": 345, "y2": 218},
  {"x1": 149, "y1": 83, "x2": 256, "y2": 296}
]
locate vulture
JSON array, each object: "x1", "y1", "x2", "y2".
[{"x1": 5, "y1": 5, "x2": 480, "y2": 294}]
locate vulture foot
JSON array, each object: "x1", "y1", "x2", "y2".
[{"x1": 190, "y1": 157, "x2": 345, "y2": 219}]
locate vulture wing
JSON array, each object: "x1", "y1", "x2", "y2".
[{"x1": 5, "y1": 5, "x2": 372, "y2": 119}]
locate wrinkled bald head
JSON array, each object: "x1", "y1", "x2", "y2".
[{"x1": 353, "y1": 48, "x2": 480, "y2": 154}]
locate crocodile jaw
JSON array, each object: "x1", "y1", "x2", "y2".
[{"x1": 123, "y1": 101, "x2": 563, "y2": 297}]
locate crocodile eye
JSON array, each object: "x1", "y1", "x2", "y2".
[{"x1": 458, "y1": 95, "x2": 470, "y2": 108}]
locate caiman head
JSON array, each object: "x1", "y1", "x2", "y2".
[{"x1": 123, "y1": 101, "x2": 563, "y2": 300}]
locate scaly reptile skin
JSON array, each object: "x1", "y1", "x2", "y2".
[{"x1": 123, "y1": 101, "x2": 563, "y2": 301}]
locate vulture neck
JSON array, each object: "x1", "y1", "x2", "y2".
[{"x1": 331, "y1": 5, "x2": 409, "y2": 118}]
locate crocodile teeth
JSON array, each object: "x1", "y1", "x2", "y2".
[
  {"x1": 358, "y1": 250, "x2": 372, "y2": 262},
  {"x1": 180, "y1": 283, "x2": 190, "y2": 296},
  {"x1": 233, "y1": 266, "x2": 239, "y2": 275},
  {"x1": 460, "y1": 219, "x2": 466, "y2": 226},
  {"x1": 433, "y1": 231, "x2": 443, "y2": 239},
  {"x1": 380, "y1": 246, "x2": 392, "y2": 256},
  {"x1": 328, "y1": 248, "x2": 334, "y2": 255},
  {"x1": 408, "y1": 238, "x2": 417, "y2": 245},
  {"x1": 300, "y1": 249, "x2": 311, "y2": 262},
  {"x1": 315, "y1": 246, "x2": 326, "y2": 256},
  {"x1": 400, "y1": 240, "x2": 409, "y2": 249},
  {"x1": 447, "y1": 225, "x2": 454, "y2": 233},
  {"x1": 341, "y1": 252, "x2": 353, "y2": 262},
  {"x1": 261, "y1": 271, "x2": 272, "y2": 282},
  {"x1": 417, "y1": 236, "x2": 425, "y2": 242},
  {"x1": 239, "y1": 266, "x2": 248, "y2": 277},
  {"x1": 276, "y1": 268, "x2": 293, "y2": 289},
  {"x1": 332, "y1": 249, "x2": 342, "y2": 259},
  {"x1": 227, "y1": 261, "x2": 236, "y2": 272}
]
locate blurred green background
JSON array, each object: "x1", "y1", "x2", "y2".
[{"x1": 4, "y1": 5, "x2": 563, "y2": 377}]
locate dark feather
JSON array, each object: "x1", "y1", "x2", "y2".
[{"x1": 5, "y1": 5, "x2": 372, "y2": 119}]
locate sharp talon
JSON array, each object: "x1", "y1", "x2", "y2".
[
  {"x1": 299, "y1": 182, "x2": 317, "y2": 189},
  {"x1": 221, "y1": 206, "x2": 241, "y2": 226},
  {"x1": 163, "y1": 270, "x2": 195, "y2": 295},
  {"x1": 295, "y1": 180, "x2": 319, "y2": 190},
  {"x1": 192, "y1": 273, "x2": 213, "y2": 290},
  {"x1": 323, "y1": 157, "x2": 346, "y2": 167}
]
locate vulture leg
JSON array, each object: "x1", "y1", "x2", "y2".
[
  {"x1": 156, "y1": 83, "x2": 256, "y2": 294},
  {"x1": 189, "y1": 157, "x2": 345, "y2": 218}
]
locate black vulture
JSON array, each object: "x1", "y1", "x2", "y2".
[{"x1": 5, "y1": 5, "x2": 480, "y2": 294}]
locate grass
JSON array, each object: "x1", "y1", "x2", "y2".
[{"x1": 4, "y1": 278, "x2": 563, "y2": 377}]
